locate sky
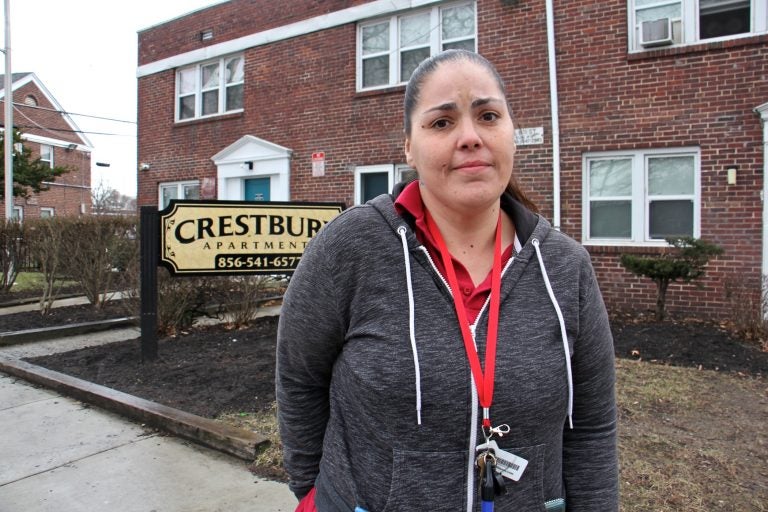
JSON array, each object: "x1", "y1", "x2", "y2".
[{"x1": 3, "y1": 0, "x2": 228, "y2": 197}]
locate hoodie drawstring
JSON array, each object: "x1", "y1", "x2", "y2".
[
  {"x1": 532, "y1": 238, "x2": 574, "y2": 429},
  {"x1": 397, "y1": 227, "x2": 573, "y2": 429},
  {"x1": 398, "y1": 226, "x2": 422, "y2": 425}
]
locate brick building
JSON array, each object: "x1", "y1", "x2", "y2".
[
  {"x1": 0, "y1": 73, "x2": 93, "y2": 220},
  {"x1": 136, "y1": 0, "x2": 768, "y2": 320}
]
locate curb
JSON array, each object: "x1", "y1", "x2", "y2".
[
  {"x1": 0, "y1": 357, "x2": 269, "y2": 461},
  {"x1": 0, "y1": 317, "x2": 139, "y2": 346},
  {"x1": 0, "y1": 292, "x2": 83, "y2": 309}
]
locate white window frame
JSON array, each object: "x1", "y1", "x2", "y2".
[
  {"x1": 40, "y1": 207, "x2": 55, "y2": 218},
  {"x1": 354, "y1": 165, "x2": 394, "y2": 205},
  {"x1": 158, "y1": 180, "x2": 201, "y2": 210},
  {"x1": 582, "y1": 147, "x2": 701, "y2": 246},
  {"x1": 354, "y1": 164, "x2": 416, "y2": 204},
  {"x1": 40, "y1": 144, "x2": 53, "y2": 168},
  {"x1": 629, "y1": 0, "x2": 768, "y2": 52},
  {"x1": 356, "y1": 1, "x2": 477, "y2": 91},
  {"x1": 175, "y1": 54, "x2": 244, "y2": 122}
]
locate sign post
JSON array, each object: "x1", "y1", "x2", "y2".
[{"x1": 140, "y1": 206, "x2": 159, "y2": 362}]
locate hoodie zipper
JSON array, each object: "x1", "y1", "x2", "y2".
[{"x1": 418, "y1": 245, "x2": 517, "y2": 512}]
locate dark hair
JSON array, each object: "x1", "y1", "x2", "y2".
[{"x1": 402, "y1": 49, "x2": 538, "y2": 212}]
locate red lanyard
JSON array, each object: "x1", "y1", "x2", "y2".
[{"x1": 425, "y1": 210, "x2": 503, "y2": 428}]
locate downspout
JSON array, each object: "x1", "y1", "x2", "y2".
[
  {"x1": 756, "y1": 102, "x2": 768, "y2": 317},
  {"x1": 545, "y1": 0, "x2": 562, "y2": 230}
]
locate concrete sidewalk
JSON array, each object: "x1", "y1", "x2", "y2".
[{"x1": 0, "y1": 311, "x2": 297, "y2": 511}]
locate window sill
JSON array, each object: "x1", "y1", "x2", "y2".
[
  {"x1": 584, "y1": 243, "x2": 675, "y2": 256},
  {"x1": 174, "y1": 110, "x2": 244, "y2": 127},
  {"x1": 354, "y1": 84, "x2": 406, "y2": 100},
  {"x1": 627, "y1": 32, "x2": 768, "y2": 62}
]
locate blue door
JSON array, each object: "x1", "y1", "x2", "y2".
[{"x1": 244, "y1": 178, "x2": 270, "y2": 201}]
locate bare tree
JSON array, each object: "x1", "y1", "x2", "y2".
[{"x1": 92, "y1": 182, "x2": 136, "y2": 215}]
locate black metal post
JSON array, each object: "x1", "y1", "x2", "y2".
[{"x1": 140, "y1": 206, "x2": 159, "y2": 362}]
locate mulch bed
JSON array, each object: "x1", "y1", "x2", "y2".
[
  {"x1": 0, "y1": 302, "x2": 133, "y2": 330},
  {"x1": 3, "y1": 302, "x2": 766, "y2": 421},
  {"x1": 25, "y1": 316, "x2": 279, "y2": 419}
]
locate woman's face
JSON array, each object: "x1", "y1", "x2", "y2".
[{"x1": 405, "y1": 60, "x2": 516, "y2": 217}]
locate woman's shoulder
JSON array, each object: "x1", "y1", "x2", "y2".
[
  {"x1": 311, "y1": 197, "x2": 398, "y2": 251},
  {"x1": 319, "y1": 202, "x2": 390, "y2": 236},
  {"x1": 532, "y1": 219, "x2": 592, "y2": 263}
]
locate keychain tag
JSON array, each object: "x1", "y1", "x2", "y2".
[{"x1": 475, "y1": 440, "x2": 528, "y2": 482}]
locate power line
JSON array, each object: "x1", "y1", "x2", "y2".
[
  {"x1": 11, "y1": 103, "x2": 134, "y2": 138},
  {"x1": 12, "y1": 123, "x2": 136, "y2": 137},
  {"x1": 12, "y1": 101, "x2": 136, "y2": 125}
]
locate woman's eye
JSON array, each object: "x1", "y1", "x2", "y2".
[
  {"x1": 480, "y1": 112, "x2": 500, "y2": 122},
  {"x1": 431, "y1": 119, "x2": 450, "y2": 129}
]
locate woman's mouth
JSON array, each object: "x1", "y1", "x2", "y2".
[{"x1": 454, "y1": 160, "x2": 491, "y2": 172}]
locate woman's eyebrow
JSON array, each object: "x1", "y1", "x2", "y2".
[
  {"x1": 423, "y1": 102, "x2": 458, "y2": 115},
  {"x1": 472, "y1": 97, "x2": 504, "y2": 108},
  {"x1": 422, "y1": 97, "x2": 505, "y2": 115}
]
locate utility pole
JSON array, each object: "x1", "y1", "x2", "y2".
[{"x1": 3, "y1": 0, "x2": 12, "y2": 220}]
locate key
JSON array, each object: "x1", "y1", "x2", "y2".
[
  {"x1": 476, "y1": 451, "x2": 488, "y2": 475},
  {"x1": 492, "y1": 465, "x2": 507, "y2": 496},
  {"x1": 481, "y1": 453, "x2": 496, "y2": 502}
]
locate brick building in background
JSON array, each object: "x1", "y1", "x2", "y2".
[
  {"x1": 136, "y1": 0, "x2": 768, "y2": 320},
  {"x1": 0, "y1": 73, "x2": 93, "y2": 220}
]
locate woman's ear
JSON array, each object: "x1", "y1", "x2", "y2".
[{"x1": 405, "y1": 137, "x2": 414, "y2": 167}]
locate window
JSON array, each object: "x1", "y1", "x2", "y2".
[
  {"x1": 40, "y1": 144, "x2": 53, "y2": 168},
  {"x1": 630, "y1": 0, "x2": 767, "y2": 50},
  {"x1": 176, "y1": 54, "x2": 244, "y2": 121},
  {"x1": 40, "y1": 207, "x2": 54, "y2": 218},
  {"x1": 12, "y1": 206, "x2": 23, "y2": 221},
  {"x1": 159, "y1": 181, "x2": 200, "y2": 209},
  {"x1": 357, "y1": 2, "x2": 476, "y2": 91},
  {"x1": 582, "y1": 149, "x2": 700, "y2": 244},
  {"x1": 354, "y1": 164, "x2": 415, "y2": 204}
]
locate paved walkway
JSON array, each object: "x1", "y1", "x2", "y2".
[{"x1": 0, "y1": 304, "x2": 297, "y2": 512}]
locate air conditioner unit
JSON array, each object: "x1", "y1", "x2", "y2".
[{"x1": 640, "y1": 18, "x2": 673, "y2": 47}]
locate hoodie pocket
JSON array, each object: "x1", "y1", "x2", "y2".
[
  {"x1": 493, "y1": 444, "x2": 546, "y2": 512},
  {"x1": 380, "y1": 448, "x2": 466, "y2": 512}
]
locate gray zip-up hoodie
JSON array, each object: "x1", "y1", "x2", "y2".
[{"x1": 276, "y1": 191, "x2": 618, "y2": 512}]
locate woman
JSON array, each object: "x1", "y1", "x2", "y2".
[{"x1": 276, "y1": 50, "x2": 618, "y2": 512}]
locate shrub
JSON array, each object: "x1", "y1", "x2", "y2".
[
  {"x1": 0, "y1": 220, "x2": 24, "y2": 293},
  {"x1": 213, "y1": 275, "x2": 277, "y2": 328},
  {"x1": 59, "y1": 215, "x2": 137, "y2": 308},
  {"x1": 156, "y1": 269, "x2": 212, "y2": 335},
  {"x1": 620, "y1": 236, "x2": 724, "y2": 321},
  {"x1": 24, "y1": 218, "x2": 68, "y2": 314}
]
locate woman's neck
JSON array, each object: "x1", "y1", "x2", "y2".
[{"x1": 423, "y1": 196, "x2": 515, "y2": 285}]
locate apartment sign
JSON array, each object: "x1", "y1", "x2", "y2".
[
  {"x1": 159, "y1": 200, "x2": 343, "y2": 275},
  {"x1": 514, "y1": 127, "x2": 544, "y2": 146}
]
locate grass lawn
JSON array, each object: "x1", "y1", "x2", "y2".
[
  {"x1": 10, "y1": 272, "x2": 77, "y2": 294},
  {"x1": 616, "y1": 359, "x2": 767, "y2": 511},
  {"x1": 228, "y1": 359, "x2": 768, "y2": 510}
]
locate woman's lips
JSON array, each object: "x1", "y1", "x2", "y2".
[{"x1": 454, "y1": 160, "x2": 491, "y2": 172}]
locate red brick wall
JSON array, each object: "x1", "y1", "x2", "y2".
[
  {"x1": 136, "y1": 0, "x2": 768, "y2": 320},
  {"x1": 0, "y1": 80, "x2": 91, "y2": 219},
  {"x1": 553, "y1": 0, "x2": 767, "y2": 319},
  {"x1": 138, "y1": 0, "x2": 374, "y2": 66}
]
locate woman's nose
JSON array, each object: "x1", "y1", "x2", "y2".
[{"x1": 457, "y1": 119, "x2": 482, "y2": 149}]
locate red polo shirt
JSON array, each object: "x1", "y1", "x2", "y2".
[{"x1": 394, "y1": 181, "x2": 514, "y2": 324}]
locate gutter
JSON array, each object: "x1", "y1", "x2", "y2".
[
  {"x1": 545, "y1": 0, "x2": 562, "y2": 230},
  {"x1": 755, "y1": 101, "x2": 768, "y2": 315}
]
